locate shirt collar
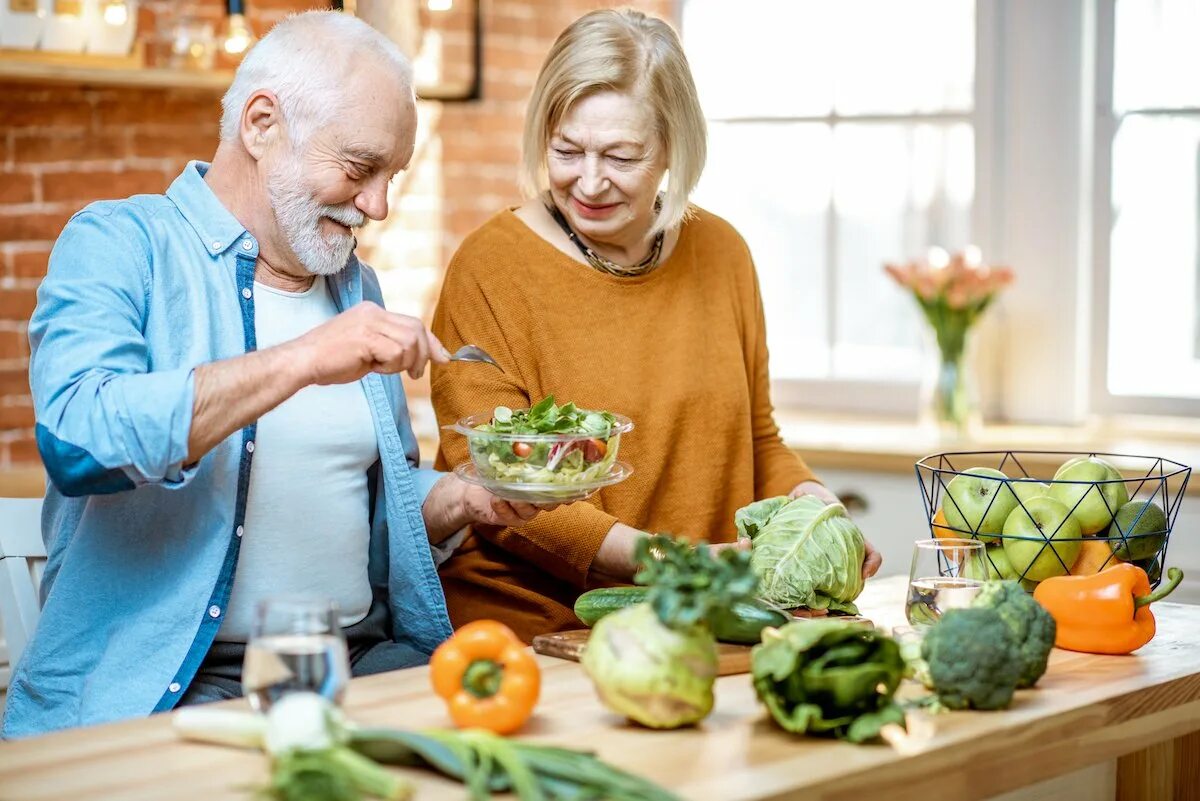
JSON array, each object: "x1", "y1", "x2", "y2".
[{"x1": 166, "y1": 161, "x2": 258, "y2": 258}]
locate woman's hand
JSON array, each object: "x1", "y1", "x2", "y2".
[
  {"x1": 708, "y1": 538, "x2": 750, "y2": 556},
  {"x1": 860, "y1": 539, "x2": 882, "y2": 579},
  {"x1": 787, "y1": 480, "x2": 882, "y2": 579},
  {"x1": 787, "y1": 480, "x2": 840, "y2": 504}
]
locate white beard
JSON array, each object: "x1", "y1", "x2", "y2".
[{"x1": 267, "y1": 158, "x2": 365, "y2": 276}]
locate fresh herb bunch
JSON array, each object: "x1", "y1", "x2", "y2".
[
  {"x1": 479, "y1": 395, "x2": 616, "y2": 437},
  {"x1": 633, "y1": 534, "x2": 760, "y2": 630}
]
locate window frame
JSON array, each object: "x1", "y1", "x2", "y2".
[
  {"x1": 1088, "y1": 0, "x2": 1200, "y2": 418},
  {"x1": 680, "y1": 0, "x2": 992, "y2": 418}
]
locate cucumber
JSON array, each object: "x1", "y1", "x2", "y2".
[
  {"x1": 710, "y1": 602, "x2": 791, "y2": 644},
  {"x1": 574, "y1": 587, "x2": 649, "y2": 626},
  {"x1": 574, "y1": 587, "x2": 790, "y2": 644}
]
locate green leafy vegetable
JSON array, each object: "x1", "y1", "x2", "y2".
[
  {"x1": 735, "y1": 496, "x2": 866, "y2": 613},
  {"x1": 751, "y1": 619, "x2": 906, "y2": 743},
  {"x1": 477, "y1": 395, "x2": 616, "y2": 437},
  {"x1": 633, "y1": 534, "x2": 760, "y2": 629},
  {"x1": 580, "y1": 534, "x2": 758, "y2": 729}
]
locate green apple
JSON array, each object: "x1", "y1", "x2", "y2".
[
  {"x1": 962, "y1": 545, "x2": 1016, "y2": 581},
  {"x1": 1109, "y1": 500, "x2": 1167, "y2": 561},
  {"x1": 1005, "y1": 480, "x2": 1050, "y2": 509},
  {"x1": 1049, "y1": 456, "x2": 1129, "y2": 535},
  {"x1": 1009, "y1": 480, "x2": 1049, "y2": 501},
  {"x1": 941, "y1": 467, "x2": 1018, "y2": 544},
  {"x1": 1002, "y1": 496, "x2": 1083, "y2": 582}
]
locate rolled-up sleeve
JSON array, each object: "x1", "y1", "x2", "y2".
[{"x1": 30, "y1": 210, "x2": 197, "y2": 496}]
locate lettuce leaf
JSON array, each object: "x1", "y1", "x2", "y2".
[
  {"x1": 735, "y1": 495, "x2": 866, "y2": 613},
  {"x1": 751, "y1": 620, "x2": 905, "y2": 743}
]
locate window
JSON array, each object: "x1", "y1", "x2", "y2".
[
  {"x1": 682, "y1": 0, "x2": 976, "y2": 410},
  {"x1": 1096, "y1": 0, "x2": 1200, "y2": 411}
]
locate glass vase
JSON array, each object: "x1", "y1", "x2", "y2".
[{"x1": 919, "y1": 327, "x2": 981, "y2": 439}]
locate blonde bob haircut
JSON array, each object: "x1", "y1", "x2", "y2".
[{"x1": 520, "y1": 9, "x2": 707, "y2": 236}]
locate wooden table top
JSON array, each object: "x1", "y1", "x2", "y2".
[{"x1": 2, "y1": 576, "x2": 1199, "y2": 801}]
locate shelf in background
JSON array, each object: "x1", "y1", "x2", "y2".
[{"x1": 0, "y1": 48, "x2": 232, "y2": 91}]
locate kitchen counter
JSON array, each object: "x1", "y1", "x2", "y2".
[{"x1": 2, "y1": 576, "x2": 1197, "y2": 801}]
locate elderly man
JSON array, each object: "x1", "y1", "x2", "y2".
[{"x1": 2, "y1": 11, "x2": 530, "y2": 738}]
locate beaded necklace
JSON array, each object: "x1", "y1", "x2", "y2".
[{"x1": 544, "y1": 195, "x2": 665, "y2": 277}]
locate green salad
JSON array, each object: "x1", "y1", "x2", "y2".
[{"x1": 470, "y1": 395, "x2": 621, "y2": 485}]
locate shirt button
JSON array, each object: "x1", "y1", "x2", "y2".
[
  {"x1": 236, "y1": 525, "x2": 244, "y2": 538},
  {"x1": 168, "y1": 682, "x2": 181, "y2": 693},
  {"x1": 211, "y1": 241, "x2": 221, "y2": 250},
  {"x1": 208, "y1": 605, "x2": 221, "y2": 618},
  {"x1": 241, "y1": 287, "x2": 252, "y2": 299},
  {"x1": 242, "y1": 239, "x2": 254, "y2": 250},
  {"x1": 246, "y1": 441, "x2": 255, "y2": 453}
]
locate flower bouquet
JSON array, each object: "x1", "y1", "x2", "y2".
[{"x1": 885, "y1": 246, "x2": 1013, "y2": 434}]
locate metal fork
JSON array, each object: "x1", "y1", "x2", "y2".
[{"x1": 449, "y1": 344, "x2": 503, "y2": 371}]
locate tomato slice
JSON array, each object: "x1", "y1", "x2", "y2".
[
  {"x1": 581, "y1": 438, "x2": 607, "y2": 462},
  {"x1": 512, "y1": 441, "x2": 533, "y2": 458}
]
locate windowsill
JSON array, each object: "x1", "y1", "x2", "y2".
[{"x1": 777, "y1": 409, "x2": 1200, "y2": 493}]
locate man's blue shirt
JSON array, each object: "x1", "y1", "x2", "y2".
[{"x1": 2, "y1": 162, "x2": 453, "y2": 738}]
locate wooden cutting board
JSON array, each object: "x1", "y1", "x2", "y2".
[
  {"x1": 532, "y1": 629, "x2": 756, "y2": 675},
  {"x1": 532, "y1": 612, "x2": 871, "y2": 676}
]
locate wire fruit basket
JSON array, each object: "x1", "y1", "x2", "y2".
[{"x1": 914, "y1": 451, "x2": 1190, "y2": 590}]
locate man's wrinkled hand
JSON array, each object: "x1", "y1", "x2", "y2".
[
  {"x1": 290, "y1": 301, "x2": 450, "y2": 386},
  {"x1": 462, "y1": 485, "x2": 557, "y2": 528}
]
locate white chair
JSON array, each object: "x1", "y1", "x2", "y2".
[{"x1": 0, "y1": 497, "x2": 45, "y2": 688}]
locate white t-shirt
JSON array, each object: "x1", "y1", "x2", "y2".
[{"x1": 217, "y1": 277, "x2": 379, "y2": 642}]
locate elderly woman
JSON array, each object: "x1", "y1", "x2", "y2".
[{"x1": 430, "y1": 9, "x2": 880, "y2": 641}]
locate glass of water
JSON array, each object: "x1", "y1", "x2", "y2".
[
  {"x1": 243, "y1": 597, "x2": 351, "y2": 712},
  {"x1": 905, "y1": 538, "x2": 986, "y2": 627}
]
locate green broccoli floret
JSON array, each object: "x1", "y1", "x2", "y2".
[
  {"x1": 971, "y1": 580, "x2": 1056, "y2": 688},
  {"x1": 921, "y1": 608, "x2": 1021, "y2": 710}
]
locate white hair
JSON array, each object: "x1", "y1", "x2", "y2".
[{"x1": 219, "y1": 10, "x2": 414, "y2": 146}]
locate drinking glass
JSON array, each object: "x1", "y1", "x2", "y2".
[
  {"x1": 243, "y1": 597, "x2": 351, "y2": 712},
  {"x1": 905, "y1": 538, "x2": 986, "y2": 627}
]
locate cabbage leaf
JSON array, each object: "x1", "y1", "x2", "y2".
[{"x1": 735, "y1": 495, "x2": 866, "y2": 613}]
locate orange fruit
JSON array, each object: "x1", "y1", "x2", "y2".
[
  {"x1": 1070, "y1": 539, "x2": 1125, "y2": 575},
  {"x1": 932, "y1": 508, "x2": 969, "y2": 564}
]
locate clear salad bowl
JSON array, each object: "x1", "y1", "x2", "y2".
[{"x1": 445, "y1": 410, "x2": 634, "y2": 504}]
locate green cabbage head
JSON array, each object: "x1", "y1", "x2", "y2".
[
  {"x1": 735, "y1": 495, "x2": 866, "y2": 613},
  {"x1": 580, "y1": 603, "x2": 717, "y2": 729}
]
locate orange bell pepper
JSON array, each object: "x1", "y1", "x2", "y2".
[
  {"x1": 429, "y1": 620, "x2": 541, "y2": 734},
  {"x1": 1033, "y1": 563, "x2": 1183, "y2": 655}
]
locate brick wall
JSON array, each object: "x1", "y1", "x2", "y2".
[{"x1": 0, "y1": 0, "x2": 672, "y2": 469}]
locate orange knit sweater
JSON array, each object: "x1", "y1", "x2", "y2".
[{"x1": 430, "y1": 207, "x2": 816, "y2": 642}]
